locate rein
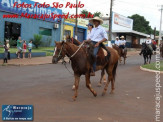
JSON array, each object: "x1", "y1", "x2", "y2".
[{"x1": 69, "y1": 42, "x2": 85, "y2": 58}]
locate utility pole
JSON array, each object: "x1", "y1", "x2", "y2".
[
  {"x1": 109, "y1": 0, "x2": 113, "y2": 41},
  {"x1": 158, "y1": 5, "x2": 163, "y2": 45},
  {"x1": 154, "y1": 27, "x2": 156, "y2": 40},
  {"x1": 75, "y1": 0, "x2": 78, "y2": 40}
]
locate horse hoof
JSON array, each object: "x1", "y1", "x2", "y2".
[
  {"x1": 94, "y1": 92, "x2": 97, "y2": 97},
  {"x1": 97, "y1": 83, "x2": 102, "y2": 87},
  {"x1": 110, "y1": 91, "x2": 114, "y2": 94},
  {"x1": 72, "y1": 96, "x2": 77, "y2": 101},
  {"x1": 72, "y1": 85, "x2": 75, "y2": 90}
]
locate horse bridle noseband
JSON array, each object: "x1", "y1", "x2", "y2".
[{"x1": 55, "y1": 42, "x2": 85, "y2": 59}]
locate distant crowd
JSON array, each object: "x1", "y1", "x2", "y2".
[{"x1": 3, "y1": 36, "x2": 33, "y2": 64}]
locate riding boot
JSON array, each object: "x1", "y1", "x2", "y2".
[{"x1": 100, "y1": 43, "x2": 111, "y2": 60}]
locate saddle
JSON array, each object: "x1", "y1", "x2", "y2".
[{"x1": 83, "y1": 42, "x2": 110, "y2": 66}]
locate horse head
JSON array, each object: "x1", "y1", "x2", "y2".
[{"x1": 52, "y1": 41, "x2": 66, "y2": 64}]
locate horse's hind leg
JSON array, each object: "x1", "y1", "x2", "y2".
[
  {"x1": 97, "y1": 69, "x2": 106, "y2": 87},
  {"x1": 85, "y1": 73, "x2": 97, "y2": 97},
  {"x1": 72, "y1": 74, "x2": 80, "y2": 101}
]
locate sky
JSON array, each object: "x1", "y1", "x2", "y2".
[{"x1": 35, "y1": 0, "x2": 163, "y2": 31}]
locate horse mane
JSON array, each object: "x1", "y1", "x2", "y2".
[{"x1": 71, "y1": 37, "x2": 81, "y2": 46}]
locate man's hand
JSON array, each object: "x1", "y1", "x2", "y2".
[
  {"x1": 84, "y1": 40, "x2": 90, "y2": 43},
  {"x1": 95, "y1": 42, "x2": 100, "y2": 47}
]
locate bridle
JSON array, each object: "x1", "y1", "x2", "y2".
[{"x1": 54, "y1": 41, "x2": 85, "y2": 60}]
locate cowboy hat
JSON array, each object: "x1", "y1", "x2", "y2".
[
  {"x1": 89, "y1": 17, "x2": 103, "y2": 25},
  {"x1": 120, "y1": 36, "x2": 125, "y2": 39},
  {"x1": 116, "y1": 37, "x2": 119, "y2": 39}
]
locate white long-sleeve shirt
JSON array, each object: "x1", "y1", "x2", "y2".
[
  {"x1": 89, "y1": 25, "x2": 108, "y2": 42},
  {"x1": 115, "y1": 40, "x2": 120, "y2": 46}
]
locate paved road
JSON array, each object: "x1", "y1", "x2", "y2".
[{"x1": 0, "y1": 55, "x2": 162, "y2": 122}]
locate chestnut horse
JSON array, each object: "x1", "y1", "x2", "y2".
[
  {"x1": 66, "y1": 36, "x2": 108, "y2": 87},
  {"x1": 52, "y1": 41, "x2": 119, "y2": 100},
  {"x1": 112, "y1": 45, "x2": 127, "y2": 64}
]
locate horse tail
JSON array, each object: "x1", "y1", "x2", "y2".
[{"x1": 112, "y1": 61, "x2": 118, "y2": 81}]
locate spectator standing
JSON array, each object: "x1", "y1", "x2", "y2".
[
  {"x1": 3, "y1": 41, "x2": 9, "y2": 63},
  {"x1": 23, "y1": 40, "x2": 27, "y2": 59},
  {"x1": 6, "y1": 40, "x2": 10, "y2": 60},
  {"x1": 16, "y1": 36, "x2": 22, "y2": 59},
  {"x1": 28, "y1": 40, "x2": 33, "y2": 59}
]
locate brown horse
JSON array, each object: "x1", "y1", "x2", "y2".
[
  {"x1": 66, "y1": 36, "x2": 108, "y2": 87},
  {"x1": 112, "y1": 45, "x2": 127, "y2": 64},
  {"x1": 52, "y1": 41, "x2": 119, "y2": 100}
]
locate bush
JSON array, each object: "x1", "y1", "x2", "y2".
[
  {"x1": 33, "y1": 34, "x2": 42, "y2": 48},
  {"x1": 9, "y1": 39, "x2": 17, "y2": 47}
]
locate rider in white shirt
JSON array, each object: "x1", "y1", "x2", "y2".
[
  {"x1": 85, "y1": 17, "x2": 110, "y2": 76},
  {"x1": 115, "y1": 37, "x2": 120, "y2": 46},
  {"x1": 119, "y1": 36, "x2": 126, "y2": 49},
  {"x1": 139, "y1": 36, "x2": 153, "y2": 55},
  {"x1": 146, "y1": 37, "x2": 153, "y2": 52}
]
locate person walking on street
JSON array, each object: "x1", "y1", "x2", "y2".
[
  {"x1": 28, "y1": 40, "x2": 33, "y2": 59},
  {"x1": 23, "y1": 40, "x2": 27, "y2": 59},
  {"x1": 16, "y1": 36, "x2": 22, "y2": 59}
]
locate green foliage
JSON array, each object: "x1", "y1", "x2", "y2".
[
  {"x1": 9, "y1": 39, "x2": 17, "y2": 47},
  {"x1": 80, "y1": 10, "x2": 102, "y2": 18},
  {"x1": 33, "y1": 34, "x2": 42, "y2": 48},
  {"x1": 128, "y1": 14, "x2": 155, "y2": 35},
  {"x1": 93, "y1": 11, "x2": 102, "y2": 17}
]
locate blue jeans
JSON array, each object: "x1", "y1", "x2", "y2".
[{"x1": 92, "y1": 41, "x2": 100, "y2": 71}]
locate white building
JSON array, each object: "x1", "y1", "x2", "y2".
[{"x1": 102, "y1": 12, "x2": 149, "y2": 48}]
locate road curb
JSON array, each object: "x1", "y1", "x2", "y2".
[{"x1": 140, "y1": 66, "x2": 163, "y2": 73}]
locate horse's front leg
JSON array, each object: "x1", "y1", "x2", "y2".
[
  {"x1": 72, "y1": 74, "x2": 80, "y2": 101},
  {"x1": 149, "y1": 55, "x2": 152, "y2": 64},
  {"x1": 124, "y1": 57, "x2": 126, "y2": 64},
  {"x1": 85, "y1": 73, "x2": 97, "y2": 97}
]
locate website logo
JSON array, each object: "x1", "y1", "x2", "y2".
[{"x1": 2, "y1": 105, "x2": 33, "y2": 121}]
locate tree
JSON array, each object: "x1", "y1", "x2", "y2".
[
  {"x1": 80, "y1": 9, "x2": 90, "y2": 17},
  {"x1": 33, "y1": 34, "x2": 42, "y2": 48},
  {"x1": 128, "y1": 14, "x2": 153, "y2": 34},
  {"x1": 80, "y1": 10, "x2": 102, "y2": 18},
  {"x1": 93, "y1": 11, "x2": 102, "y2": 17}
]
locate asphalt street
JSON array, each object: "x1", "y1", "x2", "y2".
[{"x1": 0, "y1": 55, "x2": 162, "y2": 122}]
